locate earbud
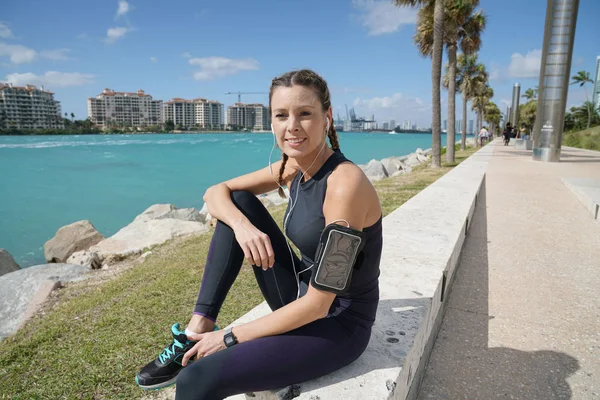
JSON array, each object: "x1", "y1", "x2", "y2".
[
  {"x1": 271, "y1": 123, "x2": 275, "y2": 136},
  {"x1": 325, "y1": 118, "x2": 330, "y2": 134}
]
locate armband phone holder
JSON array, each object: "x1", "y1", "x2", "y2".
[{"x1": 311, "y1": 223, "x2": 365, "y2": 295}]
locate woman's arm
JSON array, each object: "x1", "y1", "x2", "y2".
[
  {"x1": 232, "y1": 163, "x2": 379, "y2": 343},
  {"x1": 203, "y1": 159, "x2": 297, "y2": 229}
]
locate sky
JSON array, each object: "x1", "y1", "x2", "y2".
[{"x1": 1, "y1": 0, "x2": 598, "y2": 128}]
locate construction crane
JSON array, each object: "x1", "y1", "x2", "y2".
[{"x1": 225, "y1": 92, "x2": 268, "y2": 103}]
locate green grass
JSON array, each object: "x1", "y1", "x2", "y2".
[
  {"x1": 0, "y1": 147, "x2": 476, "y2": 399},
  {"x1": 563, "y1": 125, "x2": 600, "y2": 150}
]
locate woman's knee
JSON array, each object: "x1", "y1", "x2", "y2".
[{"x1": 230, "y1": 190, "x2": 262, "y2": 212}]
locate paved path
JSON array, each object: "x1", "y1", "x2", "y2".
[{"x1": 417, "y1": 142, "x2": 600, "y2": 399}]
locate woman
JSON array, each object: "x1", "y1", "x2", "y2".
[
  {"x1": 503, "y1": 123, "x2": 512, "y2": 146},
  {"x1": 135, "y1": 69, "x2": 383, "y2": 400}
]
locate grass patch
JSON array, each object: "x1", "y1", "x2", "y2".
[
  {"x1": 563, "y1": 125, "x2": 600, "y2": 150},
  {"x1": 0, "y1": 147, "x2": 476, "y2": 399}
]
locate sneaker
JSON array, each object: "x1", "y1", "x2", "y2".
[{"x1": 136, "y1": 322, "x2": 218, "y2": 390}]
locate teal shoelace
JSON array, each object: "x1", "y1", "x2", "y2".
[{"x1": 158, "y1": 338, "x2": 185, "y2": 364}]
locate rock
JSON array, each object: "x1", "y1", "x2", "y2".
[
  {"x1": 360, "y1": 159, "x2": 388, "y2": 182},
  {"x1": 134, "y1": 204, "x2": 203, "y2": 223},
  {"x1": 43, "y1": 220, "x2": 104, "y2": 263},
  {"x1": 0, "y1": 249, "x2": 20, "y2": 277},
  {"x1": 0, "y1": 263, "x2": 90, "y2": 340},
  {"x1": 416, "y1": 148, "x2": 424, "y2": 154},
  {"x1": 392, "y1": 170, "x2": 405, "y2": 177},
  {"x1": 404, "y1": 153, "x2": 421, "y2": 167},
  {"x1": 86, "y1": 204, "x2": 209, "y2": 260},
  {"x1": 261, "y1": 189, "x2": 289, "y2": 207},
  {"x1": 66, "y1": 251, "x2": 101, "y2": 269},
  {"x1": 416, "y1": 153, "x2": 429, "y2": 162},
  {"x1": 381, "y1": 156, "x2": 404, "y2": 176},
  {"x1": 199, "y1": 203, "x2": 212, "y2": 224}
]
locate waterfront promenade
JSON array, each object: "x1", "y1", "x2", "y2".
[{"x1": 418, "y1": 141, "x2": 600, "y2": 399}]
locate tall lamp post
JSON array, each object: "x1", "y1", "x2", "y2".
[{"x1": 532, "y1": 0, "x2": 580, "y2": 162}]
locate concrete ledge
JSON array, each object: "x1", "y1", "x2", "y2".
[
  {"x1": 562, "y1": 178, "x2": 600, "y2": 221},
  {"x1": 216, "y1": 145, "x2": 495, "y2": 400}
]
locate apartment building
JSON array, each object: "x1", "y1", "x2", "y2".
[
  {"x1": 226, "y1": 103, "x2": 270, "y2": 130},
  {"x1": 163, "y1": 98, "x2": 224, "y2": 129},
  {"x1": 87, "y1": 88, "x2": 163, "y2": 129},
  {"x1": 0, "y1": 83, "x2": 63, "y2": 129}
]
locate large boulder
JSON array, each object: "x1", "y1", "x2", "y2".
[
  {"x1": 44, "y1": 220, "x2": 104, "y2": 263},
  {"x1": 86, "y1": 204, "x2": 209, "y2": 260},
  {"x1": 360, "y1": 159, "x2": 388, "y2": 182},
  {"x1": 134, "y1": 204, "x2": 204, "y2": 223},
  {"x1": 260, "y1": 189, "x2": 289, "y2": 208},
  {"x1": 0, "y1": 263, "x2": 90, "y2": 340},
  {"x1": 381, "y1": 156, "x2": 405, "y2": 176},
  {"x1": 0, "y1": 249, "x2": 20, "y2": 277},
  {"x1": 404, "y1": 153, "x2": 421, "y2": 168},
  {"x1": 66, "y1": 250, "x2": 102, "y2": 269}
]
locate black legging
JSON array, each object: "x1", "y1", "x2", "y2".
[{"x1": 176, "y1": 191, "x2": 371, "y2": 400}]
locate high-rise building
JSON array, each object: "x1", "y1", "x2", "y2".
[
  {"x1": 443, "y1": 119, "x2": 447, "y2": 131},
  {"x1": 88, "y1": 88, "x2": 162, "y2": 129},
  {"x1": 468, "y1": 119, "x2": 474, "y2": 134},
  {"x1": 195, "y1": 98, "x2": 224, "y2": 129},
  {"x1": 457, "y1": 119, "x2": 462, "y2": 133},
  {"x1": 383, "y1": 122, "x2": 389, "y2": 130},
  {"x1": 163, "y1": 98, "x2": 195, "y2": 128},
  {"x1": 163, "y1": 98, "x2": 224, "y2": 129},
  {"x1": 0, "y1": 83, "x2": 63, "y2": 129},
  {"x1": 389, "y1": 120, "x2": 396, "y2": 129},
  {"x1": 226, "y1": 103, "x2": 270, "y2": 130},
  {"x1": 593, "y1": 56, "x2": 600, "y2": 108}
]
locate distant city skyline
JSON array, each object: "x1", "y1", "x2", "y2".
[{"x1": 0, "y1": 1, "x2": 598, "y2": 127}]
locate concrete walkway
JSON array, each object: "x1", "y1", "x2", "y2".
[{"x1": 417, "y1": 142, "x2": 600, "y2": 399}]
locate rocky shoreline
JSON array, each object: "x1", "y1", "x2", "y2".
[{"x1": 0, "y1": 144, "x2": 468, "y2": 340}]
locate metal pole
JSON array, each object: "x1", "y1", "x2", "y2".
[
  {"x1": 510, "y1": 83, "x2": 521, "y2": 127},
  {"x1": 533, "y1": 0, "x2": 580, "y2": 162}
]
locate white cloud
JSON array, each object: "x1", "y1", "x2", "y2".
[
  {"x1": 4, "y1": 71, "x2": 95, "y2": 88},
  {"x1": 353, "y1": 93, "x2": 430, "y2": 125},
  {"x1": 182, "y1": 52, "x2": 192, "y2": 59},
  {"x1": 0, "y1": 22, "x2": 13, "y2": 39},
  {"x1": 188, "y1": 57, "x2": 259, "y2": 81},
  {"x1": 0, "y1": 42, "x2": 37, "y2": 63},
  {"x1": 116, "y1": 1, "x2": 133, "y2": 19},
  {"x1": 105, "y1": 26, "x2": 132, "y2": 43},
  {"x1": 353, "y1": 0, "x2": 417, "y2": 36},
  {"x1": 40, "y1": 48, "x2": 71, "y2": 61},
  {"x1": 150, "y1": 56, "x2": 157, "y2": 63},
  {"x1": 508, "y1": 49, "x2": 541, "y2": 79},
  {"x1": 76, "y1": 33, "x2": 89, "y2": 40}
]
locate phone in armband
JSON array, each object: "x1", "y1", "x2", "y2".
[{"x1": 311, "y1": 223, "x2": 366, "y2": 295}]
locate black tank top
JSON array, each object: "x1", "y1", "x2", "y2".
[{"x1": 284, "y1": 150, "x2": 383, "y2": 329}]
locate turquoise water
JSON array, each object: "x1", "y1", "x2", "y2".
[{"x1": 0, "y1": 132, "x2": 450, "y2": 267}]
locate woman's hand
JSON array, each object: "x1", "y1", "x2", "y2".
[
  {"x1": 182, "y1": 330, "x2": 227, "y2": 366},
  {"x1": 232, "y1": 219, "x2": 275, "y2": 270}
]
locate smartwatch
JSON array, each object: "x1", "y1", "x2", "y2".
[{"x1": 224, "y1": 327, "x2": 238, "y2": 348}]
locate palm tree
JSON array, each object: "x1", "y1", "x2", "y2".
[
  {"x1": 70, "y1": 112, "x2": 75, "y2": 122},
  {"x1": 484, "y1": 102, "x2": 501, "y2": 136},
  {"x1": 570, "y1": 71, "x2": 594, "y2": 129},
  {"x1": 452, "y1": 53, "x2": 487, "y2": 150},
  {"x1": 521, "y1": 88, "x2": 537, "y2": 102},
  {"x1": 471, "y1": 83, "x2": 493, "y2": 144},
  {"x1": 395, "y1": 0, "x2": 445, "y2": 168},
  {"x1": 415, "y1": 0, "x2": 486, "y2": 163}
]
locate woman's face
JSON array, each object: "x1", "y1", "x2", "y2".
[{"x1": 271, "y1": 84, "x2": 331, "y2": 159}]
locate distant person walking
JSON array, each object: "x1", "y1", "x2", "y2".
[
  {"x1": 479, "y1": 126, "x2": 489, "y2": 147},
  {"x1": 502, "y1": 123, "x2": 512, "y2": 146}
]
